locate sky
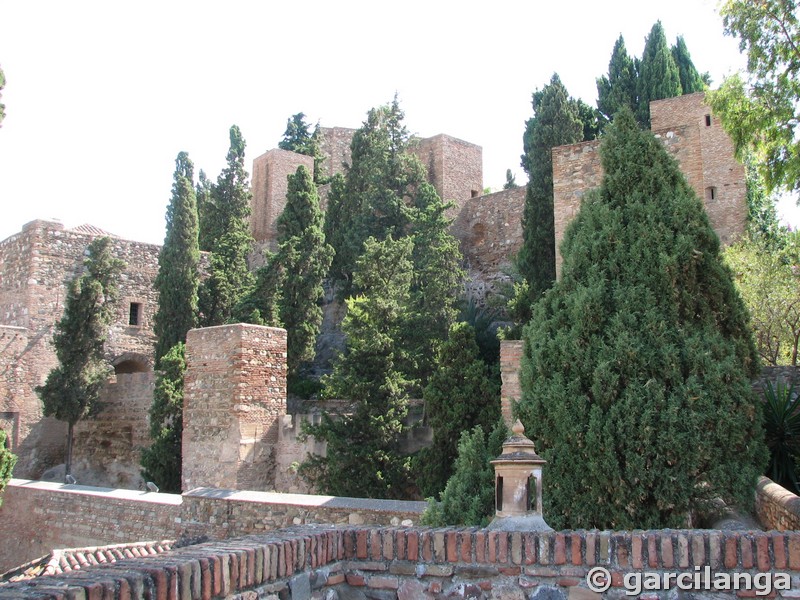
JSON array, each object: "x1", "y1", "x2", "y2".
[{"x1": 0, "y1": 0, "x2": 793, "y2": 245}]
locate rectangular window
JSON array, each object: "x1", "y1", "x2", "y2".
[
  {"x1": 705, "y1": 114, "x2": 712, "y2": 127},
  {"x1": 129, "y1": 302, "x2": 141, "y2": 326}
]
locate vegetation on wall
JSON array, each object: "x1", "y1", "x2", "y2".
[
  {"x1": 0, "y1": 429, "x2": 16, "y2": 506},
  {"x1": 36, "y1": 237, "x2": 124, "y2": 481},
  {"x1": 516, "y1": 109, "x2": 766, "y2": 529}
]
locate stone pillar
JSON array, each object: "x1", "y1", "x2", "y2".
[
  {"x1": 182, "y1": 324, "x2": 287, "y2": 492},
  {"x1": 500, "y1": 340, "x2": 523, "y2": 426}
]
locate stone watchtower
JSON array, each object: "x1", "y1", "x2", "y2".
[{"x1": 551, "y1": 92, "x2": 746, "y2": 276}]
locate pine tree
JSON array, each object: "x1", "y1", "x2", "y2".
[
  {"x1": 153, "y1": 152, "x2": 199, "y2": 365},
  {"x1": 140, "y1": 342, "x2": 185, "y2": 493},
  {"x1": 671, "y1": 35, "x2": 707, "y2": 94},
  {"x1": 275, "y1": 165, "x2": 333, "y2": 372},
  {"x1": 517, "y1": 109, "x2": 767, "y2": 529},
  {"x1": 0, "y1": 429, "x2": 16, "y2": 506},
  {"x1": 198, "y1": 125, "x2": 255, "y2": 326},
  {"x1": 417, "y1": 322, "x2": 499, "y2": 497},
  {"x1": 596, "y1": 35, "x2": 639, "y2": 126},
  {"x1": 637, "y1": 21, "x2": 683, "y2": 127},
  {"x1": 516, "y1": 74, "x2": 584, "y2": 324},
  {"x1": 301, "y1": 237, "x2": 415, "y2": 499},
  {"x1": 36, "y1": 237, "x2": 124, "y2": 480}
]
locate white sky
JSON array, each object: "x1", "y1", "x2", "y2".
[{"x1": 0, "y1": 0, "x2": 795, "y2": 245}]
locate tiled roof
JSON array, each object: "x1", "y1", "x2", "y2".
[
  {"x1": 68, "y1": 224, "x2": 119, "y2": 237},
  {"x1": 0, "y1": 540, "x2": 174, "y2": 583}
]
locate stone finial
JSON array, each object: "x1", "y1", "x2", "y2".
[{"x1": 512, "y1": 419, "x2": 524, "y2": 436}]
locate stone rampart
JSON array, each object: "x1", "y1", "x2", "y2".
[
  {"x1": 755, "y1": 476, "x2": 800, "y2": 532},
  {"x1": 0, "y1": 479, "x2": 426, "y2": 574},
  {"x1": 2, "y1": 523, "x2": 799, "y2": 599}
]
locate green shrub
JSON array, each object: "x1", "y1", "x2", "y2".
[{"x1": 763, "y1": 379, "x2": 800, "y2": 493}]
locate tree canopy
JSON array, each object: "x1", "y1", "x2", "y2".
[
  {"x1": 36, "y1": 237, "x2": 124, "y2": 479},
  {"x1": 517, "y1": 109, "x2": 766, "y2": 529},
  {"x1": 708, "y1": 0, "x2": 800, "y2": 193}
]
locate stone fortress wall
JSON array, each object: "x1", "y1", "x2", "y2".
[{"x1": 0, "y1": 92, "x2": 747, "y2": 493}]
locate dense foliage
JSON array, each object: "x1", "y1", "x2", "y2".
[
  {"x1": 514, "y1": 74, "x2": 584, "y2": 327},
  {"x1": 153, "y1": 152, "x2": 199, "y2": 364},
  {"x1": 140, "y1": 342, "x2": 186, "y2": 492},
  {"x1": 275, "y1": 165, "x2": 333, "y2": 372},
  {"x1": 517, "y1": 110, "x2": 766, "y2": 529},
  {"x1": 198, "y1": 125, "x2": 255, "y2": 326},
  {"x1": 36, "y1": 237, "x2": 124, "y2": 479},
  {"x1": 278, "y1": 112, "x2": 325, "y2": 182},
  {"x1": 597, "y1": 23, "x2": 706, "y2": 129},
  {"x1": 708, "y1": 0, "x2": 800, "y2": 193},
  {"x1": 417, "y1": 322, "x2": 499, "y2": 497},
  {"x1": 421, "y1": 422, "x2": 506, "y2": 527},
  {"x1": 301, "y1": 237, "x2": 415, "y2": 498},
  {"x1": 762, "y1": 379, "x2": 800, "y2": 493}
]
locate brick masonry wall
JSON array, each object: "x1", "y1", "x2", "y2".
[
  {"x1": 250, "y1": 149, "x2": 315, "y2": 250},
  {"x1": 317, "y1": 126, "x2": 356, "y2": 180},
  {"x1": 0, "y1": 220, "x2": 159, "y2": 478},
  {"x1": 2, "y1": 524, "x2": 799, "y2": 599},
  {"x1": 71, "y1": 371, "x2": 155, "y2": 490},
  {"x1": 182, "y1": 324, "x2": 287, "y2": 492},
  {"x1": 452, "y1": 186, "x2": 525, "y2": 305},
  {"x1": 755, "y1": 476, "x2": 800, "y2": 531},
  {"x1": 552, "y1": 93, "x2": 746, "y2": 278},
  {"x1": 0, "y1": 479, "x2": 426, "y2": 575},
  {"x1": 500, "y1": 340, "x2": 523, "y2": 427}
]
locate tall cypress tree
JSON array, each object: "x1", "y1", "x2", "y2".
[
  {"x1": 301, "y1": 237, "x2": 415, "y2": 498},
  {"x1": 515, "y1": 74, "x2": 584, "y2": 324},
  {"x1": 275, "y1": 165, "x2": 333, "y2": 373},
  {"x1": 596, "y1": 35, "x2": 639, "y2": 126},
  {"x1": 672, "y1": 35, "x2": 707, "y2": 94},
  {"x1": 153, "y1": 152, "x2": 200, "y2": 364},
  {"x1": 637, "y1": 21, "x2": 683, "y2": 127},
  {"x1": 36, "y1": 237, "x2": 124, "y2": 480},
  {"x1": 198, "y1": 125, "x2": 255, "y2": 326},
  {"x1": 517, "y1": 109, "x2": 766, "y2": 529}
]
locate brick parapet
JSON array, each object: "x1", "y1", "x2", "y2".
[{"x1": 2, "y1": 525, "x2": 799, "y2": 599}]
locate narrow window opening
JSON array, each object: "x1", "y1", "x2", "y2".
[
  {"x1": 471, "y1": 189, "x2": 479, "y2": 198},
  {"x1": 496, "y1": 476, "x2": 503, "y2": 512},
  {"x1": 705, "y1": 114, "x2": 712, "y2": 127},
  {"x1": 705, "y1": 186, "x2": 717, "y2": 201},
  {"x1": 129, "y1": 302, "x2": 141, "y2": 326},
  {"x1": 527, "y1": 475, "x2": 535, "y2": 511}
]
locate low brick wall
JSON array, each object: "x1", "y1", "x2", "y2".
[
  {"x1": 756, "y1": 476, "x2": 800, "y2": 531},
  {"x1": 2, "y1": 526, "x2": 799, "y2": 599},
  {"x1": 0, "y1": 480, "x2": 426, "y2": 574}
]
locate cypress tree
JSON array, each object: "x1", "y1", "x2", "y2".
[
  {"x1": 517, "y1": 109, "x2": 767, "y2": 529},
  {"x1": 418, "y1": 322, "x2": 499, "y2": 497},
  {"x1": 153, "y1": 152, "x2": 200, "y2": 364},
  {"x1": 140, "y1": 342, "x2": 186, "y2": 492},
  {"x1": 637, "y1": 21, "x2": 683, "y2": 127},
  {"x1": 516, "y1": 74, "x2": 584, "y2": 324},
  {"x1": 36, "y1": 237, "x2": 124, "y2": 480},
  {"x1": 275, "y1": 165, "x2": 333, "y2": 373},
  {"x1": 671, "y1": 35, "x2": 707, "y2": 94},
  {"x1": 233, "y1": 254, "x2": 285, "y2": 327},
  {"x1": 301, "y1": 237, "x2": 415, "y2": 499},
  {"x1": 596, "y1": 35, "x2": 639, "y2": 126},
  {"x1": 196, "y1": 170, "x2": 215, "y2": 252},
  {"x1": 198, "y1": 125, "x2": 255, "y2": 326}
]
